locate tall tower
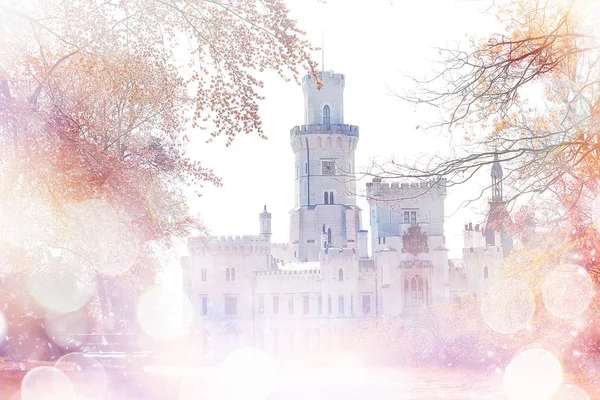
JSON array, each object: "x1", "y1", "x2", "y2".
[
  {"x1": 259, "y1": 205, "x2": 271, "y2": 242},
  {"x1": 484, "y1": 154, "x2": 513, "y2": 256},
  {"x1": 289, "y1": 71, "x2": 361, "y2": 262}
]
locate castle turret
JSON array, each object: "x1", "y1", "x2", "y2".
[
  {"x1": 260, "y1": 205, "x2": 271, "y2": 242},
  {"x1": 484, "y1": 154, "x2": 513, "y2": 256},
  {"x1": 290, "y1": 71, "x2": 361, "y2": 262}
]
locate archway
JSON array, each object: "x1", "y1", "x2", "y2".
[{"x1": 221, "y1": 324, "x2": 242, "y2": 354}]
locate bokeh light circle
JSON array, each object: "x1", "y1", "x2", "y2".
[
  {"x1": 481, "y1": 278, "x2": 535, "y2": 334},
  {"x1": 137, "y1": 285, "x2": 193, "y2": 341},
  {"x1": 551, "y1": 383, "x2": 590, "y2": 400},
  {"x1": 542, "y1": 264, "x2": 594, "y2": 319},
  {"x1": 26, "y1": 248, "x2": 96, "y2": 314},
  {"x1": 504, "y1": 348, "x2": 563, "y2": 400},
  {"x1": 21, "y1": 366, "x2": 76, "y2": 400},
  {"x1": 217, "y1": 347, "x2": 278, "y2": 400},
  {"x1": 55, "y1": 353, "x2": 108, "y2": 400}
]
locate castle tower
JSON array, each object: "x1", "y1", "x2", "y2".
[
  {"x1": 290, "y1": 71, "x2": 361, "y2": 262},
  {"x1": 259, "y1": 205, "x2": 271, "y2": 242},
  {"x1": 484, "y1": 154, "x2": 513, "y2": 256}
]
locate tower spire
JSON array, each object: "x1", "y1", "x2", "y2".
[{"x1": 491, "y1": 153, "x2": 503, "y2": 202}]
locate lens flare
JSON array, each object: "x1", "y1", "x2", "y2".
[
  {"x1": 552, "y1": 383, "x2": 590, "y2": 400},
  {"x1": 217, "y1": 347, "x2": 278, "y2": 400},
  {"x1": 542, "y1": 264, "x2": 594, "y2": 319},
  {"x1": 55, "y1": 353, "x2": 108, "y2": 400},
  {"x1": 136, "y1": 285, "x2": 193, "y2": 341},
  {"x1": 481, "y1": 278, "x2": 535, "y2": 334},
  {"x1": 503, "y1": 348, "x2": 563, "y2": 400},
  {"x1": 45, "y1": 310, "x2": 88, "y2": 348},
  {"x1": 21, "y1": 366, "x2": 76, "y2": 400},
  {"x1": 26, "y1": 248, "x2": 96, "y2": 314}
]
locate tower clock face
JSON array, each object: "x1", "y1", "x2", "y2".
[{"x1": 322, "y1": 161, "x2": 335, "y2": 175}]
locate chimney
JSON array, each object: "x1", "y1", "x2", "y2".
[{"x1": 358, "y1": 230, "x2": 368, "y2": 259}]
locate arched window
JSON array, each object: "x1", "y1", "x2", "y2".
[
  {"x1": 327, "y1": 228, "x2": 332, "y2": 246},
  {"x1": 336, "y1": 137, "x2": 342, "y2": 147},
  {"x1": 231, "y1": 267, "x2": 236, "y2": 281},
  {"x1": 323, "y1": 105, "x2": 331, "y2": 129},
  {"x1": 408, "y1": 275, "x2": 425, "y2": 307},
  {"x1": 338, "y1": 268, "x2": 344, "y2": 281},
  {"x1": 338, "y1": 295, "x2": 344, "y2": 315},
  {"x1": 484, "y1": 266, "x2": 489, "y2": 279},
  {"x1": 329, "y1": 192, "x2": 334, "y2": 204},
  {"x1": 327, "y1": 295, "x2": 332, "y2": 314},
  {"x1": 316, "y1": 137, "x2": 322, "y2": 148},
  {"x1": 201, "y1": 269, "x2": 207, "y2": 282},
  {"x1": 226, "y1": 268, "x2": 230, "y2": 281},
  {"x1": 324, "y1": 192, "x2": 329, "y2": 204},
  {"x1": 326, "y1": 137, "x2": 332, "y2": 148}
]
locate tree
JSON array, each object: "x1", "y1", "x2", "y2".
[{"x1": 0, "y1": 0, "x2": 318, "y2": 348}]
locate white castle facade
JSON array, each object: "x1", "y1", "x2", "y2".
[{"x1": 181, "y1": 71, "x2": 512, "y2": 359}]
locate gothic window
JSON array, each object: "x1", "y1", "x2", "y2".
[
  {"x1": 323, "y1": 105, "x2": 331, "y2": 129},
  {"x1": 338, "y1": 295, "x2": 344, "y2": 315},
  {"x1": 407, "y1": 275, "x2": 425, "y2": 307},
  {"x1": 318, "y1": 294, "x2": 323, "y2": 314},
  {"x1": 225, "y1": 267, "x2": 230, "y2": 281},
  {"x1": 324, "y1": 192, "x2": 329, "y2": 204},
  {"x1": 327, "y1": 228, "x2": 332, "y2": 246},
  {"x1": 303, "y1": 295, "x2": 309, "y2": 315},
  {"x1": 326, "y1": 137, "x2": 332, "y2": 148},
  {"x1": 201, "y1": 269, "x2": 207, "y2": 282},
  {"x1": 404, "y1": 211, "x2": 410, "y2": 224},
  {"x1": 336, "y1": 137, "x2": 342, "y2": 147},
  {"x1": 288, "y1": 296, "x2": 294, "y2": 314},
  {"x1": 411, "y1": 211, "x2": 417, "y2": 225},
  {"x1": 338, "y1": 268, "x2": 344, "y2": 281},
  {"x1": 329, "y1": 192, "x2": 334, "y2": 204},
  {"x1": 484, "y1": 266, "x2": 489, "y2": 279},
  {"x1": 328, "y1": 295, "x2": 332, "y2": 314},
  {"x1": 224, "y1": 296, "x2": 237, "y2": 315},
  {"x1": 258, "y1": 296, "x2": 265, "y2": 315},
  {"x1": 316, "y1": 136, "x2": 322, "y2": 148},
  {"x1": 200, "y1": 295, "x2": 208, "y2": 316},
  {"x1": 273, "y1": 296, "x2": 279, "y2": 315}
]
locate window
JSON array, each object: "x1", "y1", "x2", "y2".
[
  {"x1": 231, "y1": 267, "x2": 236, "y2": 281},
  {"x1": 327, "y1": 228, "x2": 332, "y2": 246},
  {"x1": 329, "y1": 192, "x2": 334, "y2": 204},
  {"x1": 328, "y1": 295, "x2": 332, "y2": 315},
  {"x1": 406, "y1": 275, "x2": 425, "y2": 308},
  {"x1": 338, "y1": 295, "x2": 344, "y2": 315},
  {"x1": 225, "y1": 268, "x2": 230, "y2": 281},
  {"x1": 258, "y1": 296, "x2": 265, "y2": 315},
  {"x1": 201, "y1": 269, "x2": 207, "y2": 282},
  {"x1": 404, "y1": 211, "x2": 410, "y2": 224},
  {"x1": 324, "y1": 192, "x2": 329, "y2": 204},
  {"x1": 484, "y1": 266, "x2": 489, "y2": 279},
  {"x1": 338, "y1": 268, "x2": 344, "y2": 281},
  {"x1": 200, "y1": 296, "x2": 208, "y2": 316},
  {"x1": 318, "y1": 294, "x2": 323, "y2": 314},
  {"x1": 303, "y1": 295, "x2": 309, "y2": 315},
  {"x1": 362, "y1": 295, "x2": 370, "y2": 315},
  {"x1": 288, "y1": 296, "x2": 294, "y2": 314},
  {"x1": 323, "y1": 105, "x2": 331, "y2": 129},
  {"x1": 224, "y1": 296, "x2": 237, "y2": 315},
  {"x1": 273, "y1": 296, "x2": 279, "y2": 315},
  {"x1": 411, "y1": 211, "x2": 417, "y2": 225}
]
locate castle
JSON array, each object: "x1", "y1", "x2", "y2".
[{"x1": 180, "y1": 70, "x2": 512, "y2": 358}]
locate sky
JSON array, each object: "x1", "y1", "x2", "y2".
[{"x1": 164, "y1": 0, "x2": 504, "y2": 281}]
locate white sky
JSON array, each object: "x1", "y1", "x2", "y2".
[{"x1": 164, "y1": 0, "x2": 504, "y2": 283}]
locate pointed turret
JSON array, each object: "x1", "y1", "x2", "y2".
[{"x1": 484, "y1": 154, "x2": 513, "y2": 256}]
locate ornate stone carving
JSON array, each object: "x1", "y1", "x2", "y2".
[{"x1": 402, "y1": 225, "x2": 429, "y2": 255}]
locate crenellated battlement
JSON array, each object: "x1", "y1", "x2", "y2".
[
  {"x1": 366, "y1": 178, "x2": 447, "y2": 198},
  {"x1": 254, "y1": 269, "x2": 320, "y2": 277},
  {"x1": 188, "y1": 234, "x2": 271, "y2": 255},
  {"x1": 320, "y1": 247, "x2": 357, "y2": 261},
  {"x1": 290, "y1": 124, "x2": 359, "y2": 138}
]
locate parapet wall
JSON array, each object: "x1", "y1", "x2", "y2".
[
  {"x1": 290, "y1": 124, "x2": 359, "y2": 137},
  {"x1": 188, "y1": 234, "x2": 270, "y2": 254},
  {"x1": 366, "y1": 179, "x2": 447, "y2": 198}
]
